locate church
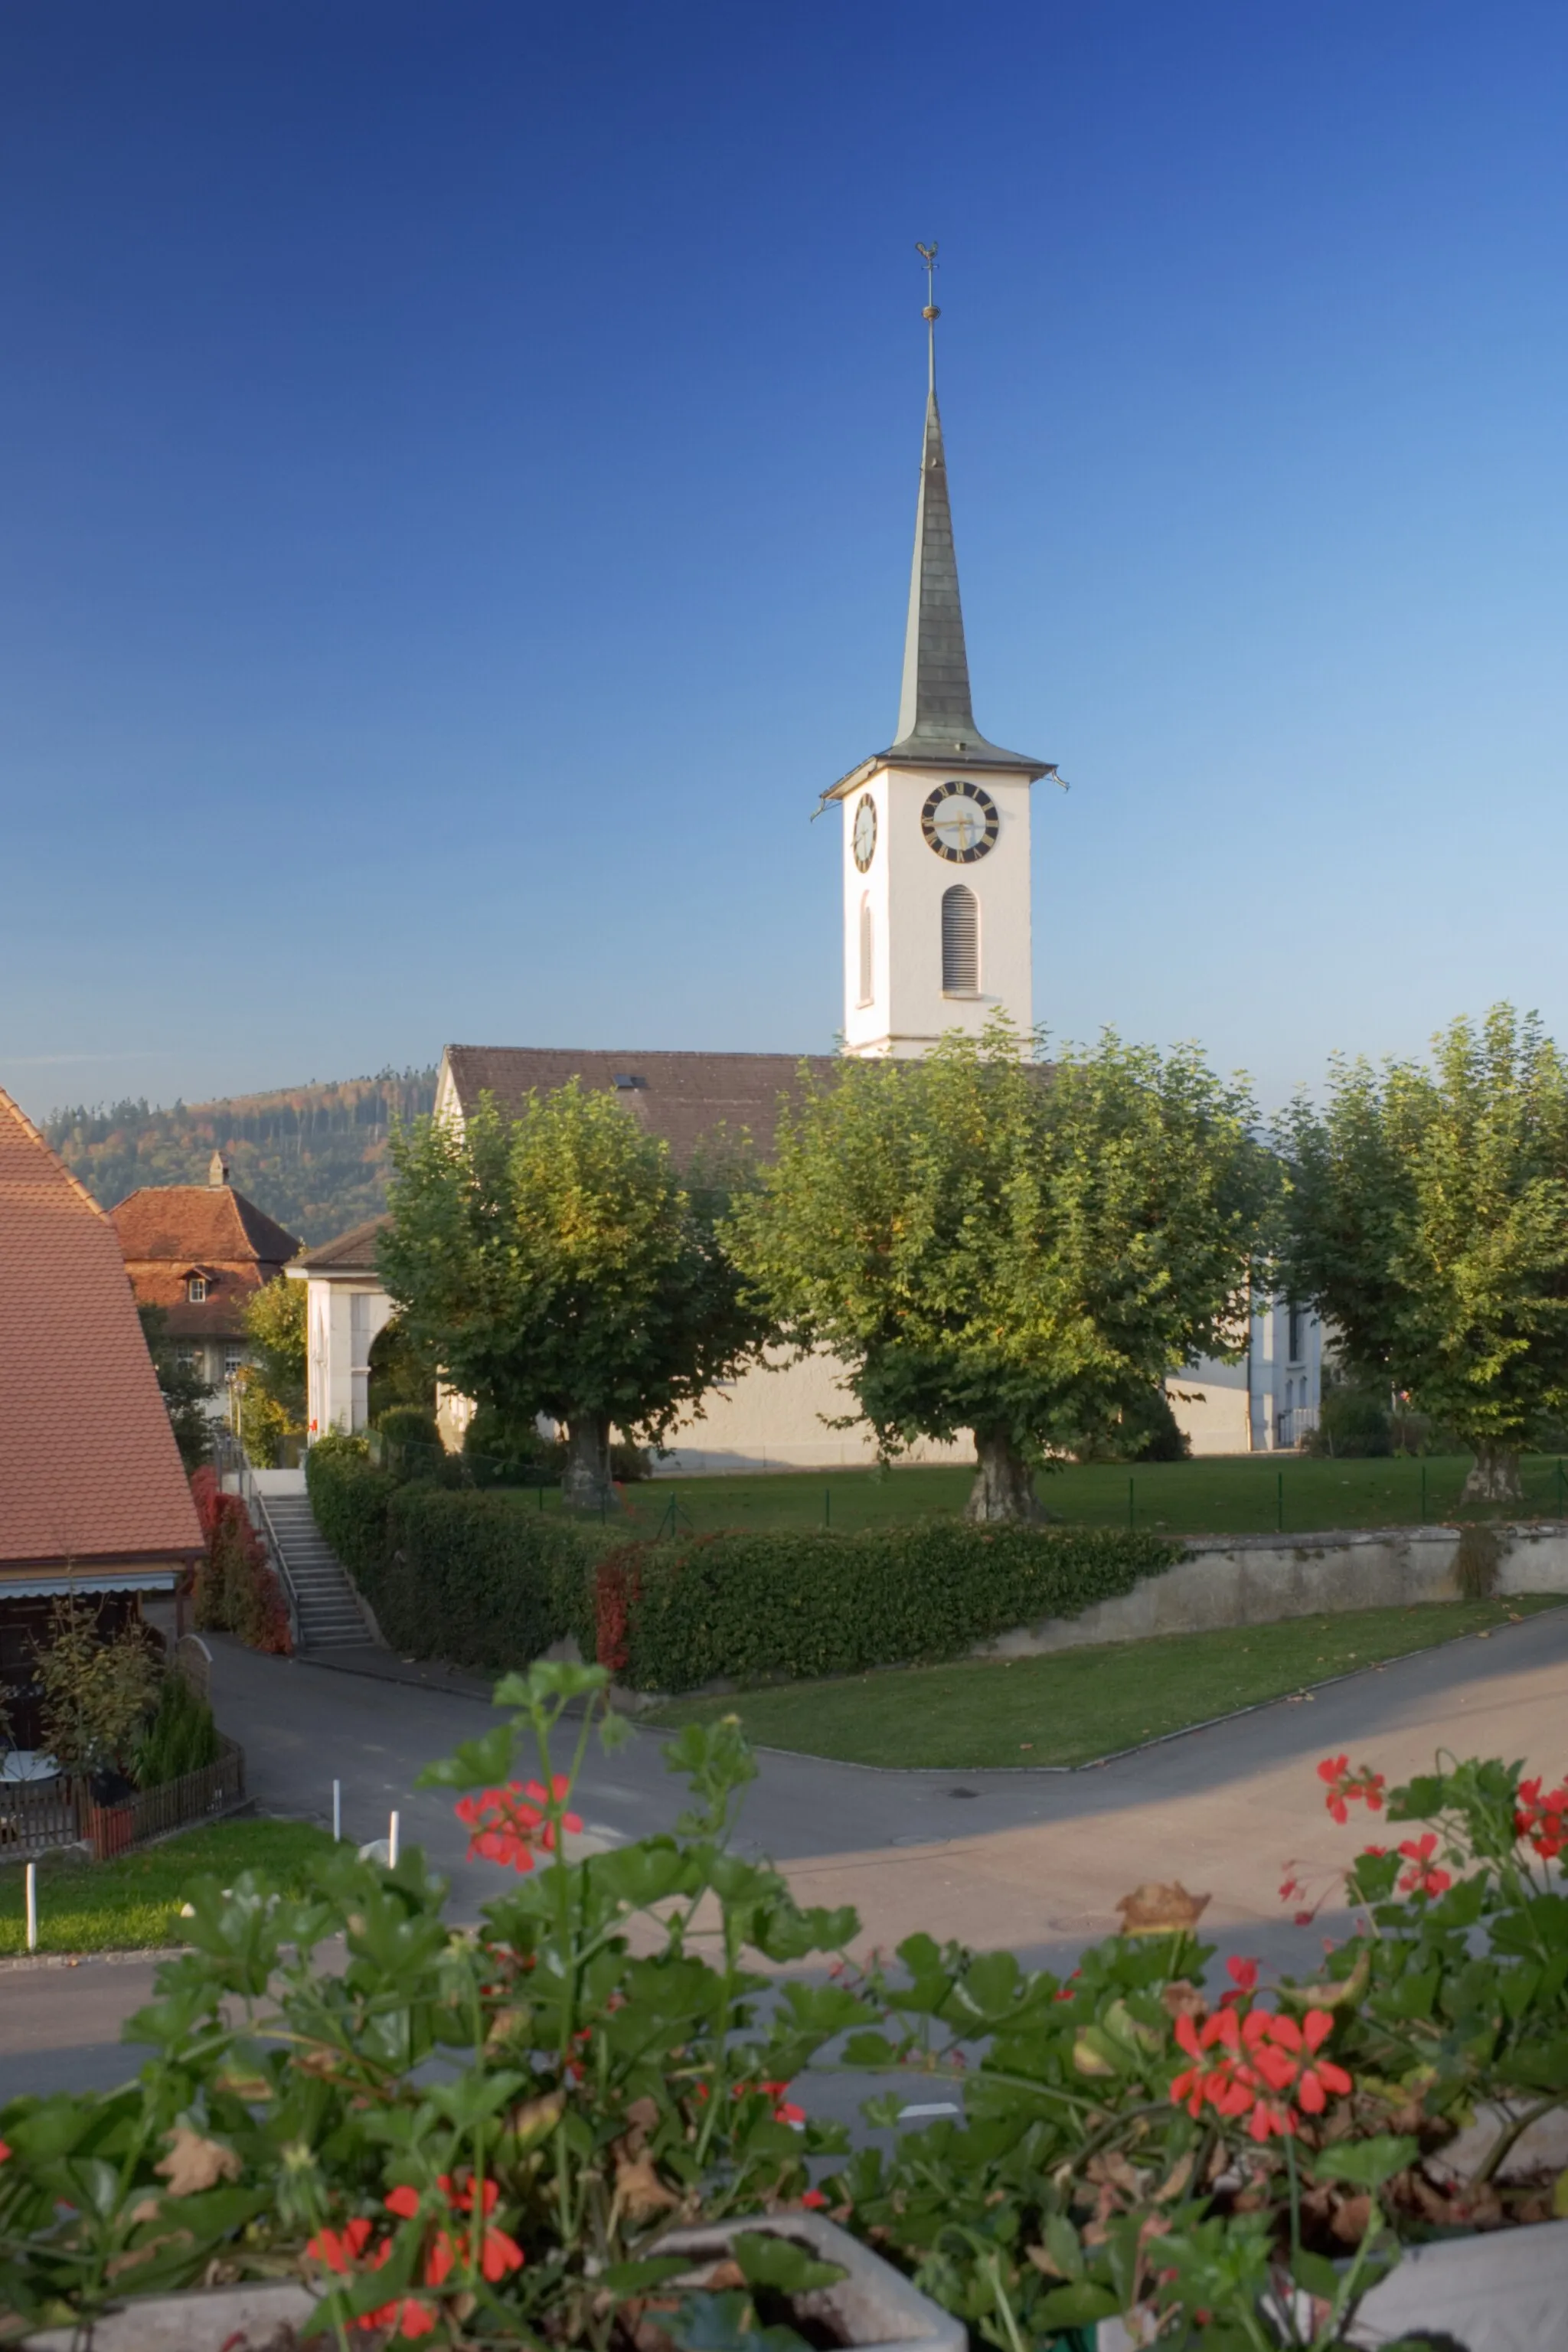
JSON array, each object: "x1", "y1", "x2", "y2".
[{"x1": 294, "y1": 296, "x2": 1321, "y2": 1465}]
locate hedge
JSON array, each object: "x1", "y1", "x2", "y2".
[
  {"x1": 305, "y1": 1444, "x2": 593, "y2": 1671},
  {"x1": 304, "y1": 1446, "x2": 1183, "y2": 1692},
  {"x1": 602, "y1": 1523, "x2": 1184, "y2": 1693}
]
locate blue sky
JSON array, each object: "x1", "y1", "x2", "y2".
[{"x1": 5, "y1": 1, "x2": 1568, "y2": 1122}]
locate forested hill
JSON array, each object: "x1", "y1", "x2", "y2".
[{"x1": 45, "y1": 1070, "x2": 438, "y2": 1246}]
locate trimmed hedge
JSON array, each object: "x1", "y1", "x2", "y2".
[
  {"x1": 603, "y1": 1523, "x2": 1184, "y2": 1693},
  {"x1": 304, "y1": 1445, "x2": 1183, "y2": 1691},
  {"x1": 305, "y1": 1444, "x2": 593, "y2": 1671}
]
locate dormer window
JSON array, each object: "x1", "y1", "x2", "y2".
[{"x1": 187, "y1": 1275, "x2": 207, "y2": 1304}]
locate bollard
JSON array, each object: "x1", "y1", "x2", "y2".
[
  {"x1": 332, "y1": 1779, "x2": 341, "y2": 1844},
  {"x1": 388, "y1": 1811, "x2": 400, "y2": 1869},
  {"x1": 25, "y1": 1861, "x2": 37, "y2": 1954}
]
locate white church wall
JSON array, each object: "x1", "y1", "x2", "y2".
[{"x1": 655, "y1": 1346, "x2": 971, "y2": 1475}]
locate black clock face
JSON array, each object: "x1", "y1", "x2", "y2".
[
  {"x1": 852, "y1": 794, "x2": 877, "y2": 872},
  {"x1": 922, "y1": 782, "x2": 999, "y2": 862}
]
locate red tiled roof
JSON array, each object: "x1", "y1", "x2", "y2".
[
  {"x1": 124, "y1": 1263, "x2": 271, "y2": 1338},
  {"x1": 111, "y1": 1185, "x2": 299, "y2": 1268},
  {"x1": 293, "y1": 1213, "x2": 391, "y2": 1276},
  {"x1": 0, "y1": 1091, "x2": 203, "y2": 1570}
]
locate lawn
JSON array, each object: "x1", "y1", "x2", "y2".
[
  {"x1": 648, "y1": 1594, "x2": 1567, "y2": 1769},
  {"x1": 582, "y1": 1451, "x2": 1568, "y2": 1541},
  {"x1": 0, "y1": 1818, "x2": 335, "y2": 1957}
]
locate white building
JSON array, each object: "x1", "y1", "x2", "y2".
[{"x1": 295, "y1": 303, "x2": 1319, "y2": 1464}]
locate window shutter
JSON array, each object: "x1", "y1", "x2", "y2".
[{"x1": 941, "y1": 884, "x2": 979, "y2": 994}]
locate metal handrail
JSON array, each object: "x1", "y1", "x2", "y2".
[{"x1": 213, "y1": 1432, "x2": 302, "y2": 1652}]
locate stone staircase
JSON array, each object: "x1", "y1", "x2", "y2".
[{"x1": 260, "y1": 1491, "x2": 372, "y2": 1652}]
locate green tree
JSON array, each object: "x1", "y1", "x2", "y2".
[
  {"x1": 1279, "y1": 1004, "x2": 1568, "y2": 1503},
  {"x1": 237, "y1": 1272, "x2": 307, "y2": 1465},
  {"x1": 136, "y1": 1304, "x2": 212, "y2": 1472},
  {"x1": 726, "y1": 1019, "x2": 1274, "y2": 1521},
  {"x1": 379, "y1": 1085, "x2": 766, "y2": 1510},
  {"x1": 36, "y1": 1601, "x2": 159, "y2": 1778}
]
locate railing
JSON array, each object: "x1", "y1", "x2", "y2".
[
  {"x1": 212, "y1": 1430, "x2": 302, "y2": 1651},
  {"x1": 1276, "y1": 1405, "x2": 1321, "y2": 1449},
  {"x1": 0, "y1": 1736, "x2": 247, "y2": 1864}
]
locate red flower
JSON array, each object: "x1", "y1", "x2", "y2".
[
  {"x1": 1295, "y1": 2010, "x2": 1353, "y2": 2113},
  {"x1": 0, "y1": 2141, "x2": 10, "y2": 2164},
  {"x1": 1168, "y1": 2003, "x2": 1351, "y2": 2134},
  {"x1": 308, "y1": 2217, "x2": 374, "y2": 2274},
  {"x1": 1396, "y1": 1833, "x2": 1452, "y2": 1900},
  {"x1": 800, "y1": 2188, "x2": 827, "y2": 2210},
  {"x1": 1515, "y1": 1776, "x2": 1568, "y2": 1861},
  {"x1": 1318, "y1": 1756, "x2": 1386, "y2": 1825},
  {"x1": 1218, "y1": 1955, "x2": 1259, "y2": 2011},
  {"x1": 455, "y1": 1780, "x2": 583, "y2": 1873}
]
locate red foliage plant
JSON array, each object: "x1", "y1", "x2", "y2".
[{"x1": 188, "y1": 1472, "x2": 292, "y2": 1656}]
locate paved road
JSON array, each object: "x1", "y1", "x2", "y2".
[{"x1": 7, "y1": 1609, "x2": 1568, "y2": 2103}]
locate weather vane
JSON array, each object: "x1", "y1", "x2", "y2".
[{"x1": 916, "y1": 240, "x2": 939, "y2": 388}]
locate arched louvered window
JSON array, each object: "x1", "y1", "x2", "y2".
[
  {"x1": 858, "y1": 895, "x2": 874, "y2": 1005},
  {"x1": 941, "y1": 884, "x2": 979, "y2": 995}
]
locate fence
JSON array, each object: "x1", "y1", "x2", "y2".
[{"x1": 0, "y1": 1736, "x2": 247, "y2": 1864}]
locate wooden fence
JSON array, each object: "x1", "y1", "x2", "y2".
[{"x1": 0, "y1": 1736, "x2": 247, "y2": 1864}]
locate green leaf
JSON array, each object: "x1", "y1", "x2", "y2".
[
  {"x1": 730, "y1": 2233, "x2": 848, "y2": 2295},
  {"x1": 1041, "y1": 2211, "x2": 1084, "y2": 2283},
  {"x1": 1036, "y1": 2280, "x2": 1122, "y2": 2327},
  {"x1": 598, "y1": 2256, "x2": 695, "y2": 2295},
  {"x1": 1289, "y1": 2248, "x2": 1344, "y2": 2300},
  {"x1": 1310, "y1": 2135, "x2": 1418, "y2": 2190},
  {"x1": 415, "y1": 1723, "x2": 516, "y2": 1788}
]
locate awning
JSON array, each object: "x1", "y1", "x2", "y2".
[{"x1": 0, "y1": 1571, "x2": 181, "y2": 1600}]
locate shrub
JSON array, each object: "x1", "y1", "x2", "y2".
[
  {"x1": 603, "y1": 1523, "x2": 1184, "y2": 1693},
  {"x1": 34, "y1": 1602, "x2": 159, "y2": 1776},
  {"x1": 1305, "y1": 1376, "x2": 1392, "y2": 1458},
  {"x1": 305, "y1": 1442, "x2": 595, "y2": 1670},
  {"x1": 136, "y1": 1670, "x2": 220, "y2": 1788},
  {"x1": 189, "y1": 1469, "x2": 292, "y2": 1655}
]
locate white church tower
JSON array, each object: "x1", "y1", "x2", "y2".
[{"x1": 828, "y1": 256, "x2": 1056, "y2": 1058}]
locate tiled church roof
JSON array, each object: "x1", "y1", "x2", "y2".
[
  {"x1": 0, "y1": 1090, "x2": 202, "y2": 1570},
  {"x1": 442, "y1": 1047, "x2": 839, "y2": 1165}
]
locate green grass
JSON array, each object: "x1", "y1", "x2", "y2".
[
  {"x1": 583, "y1": 1452, "x2": 1568, "y2": 1541},
  {"x1": 0, "y1": 1818, "x2": 335, "y2": 1956},
  {"x1": 648, "y1": 1594, "x2": 1568, "y2": 1769}
]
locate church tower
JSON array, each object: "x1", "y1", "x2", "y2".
[{"x1": 828, "y1": 258, "x2": 1054, "y2": 1058}]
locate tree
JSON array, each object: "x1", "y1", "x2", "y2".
[
  {"x1": 36, "y1": 1599, "x2": 158, "y2": 1779},
  {"x1": 726, "y1": 1019, "x2": 1275, "y2": 1521},
  {"x1": 137, "y1": 1304, "x2": 212, "y2": 1472},
  {"x1": 1278, "y1": 1004, "x2": 1568, "y2": 1504},
  {"x1": 237, "y1": 1272, "x2": 306, "y2": 1466},
  {"x1": 379, "y1": 1084, "x2": 767, "y2": 1510}
]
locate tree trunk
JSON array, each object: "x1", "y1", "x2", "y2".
[
  {"x1": 563, "y1": 1413, "x2": 617, "y2": 1514},
  {"x1": 1460, "y1": 1444, "x2": 1523, "y2": 1506},
  {"x1": 965, "y1": 1429, "x2": 1047, "y2": 1524}
]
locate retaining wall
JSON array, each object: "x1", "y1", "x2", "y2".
[{"x1": 970, "y1": 1522, "x2": 1568, "y2": 1660}]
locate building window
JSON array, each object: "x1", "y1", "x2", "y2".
[
  {"x1": 187, "y1": 1275, "x2": 207, "y2": 1304},
  {"x1": 941, "y1": 884, "x2": 979, "y2": 995},
  {"x1": 858, "y1": 895, "x2": 874, "y2": 1005},
  {"x1": 1288, "y1": 1302, "x2": 1305, "y2": 1363},
  {"x1": 224, "y1": 1345, "x2": 246, "y2": 1382}
]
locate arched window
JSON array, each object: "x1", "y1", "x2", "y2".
[
  {"x1": 941, "y1": 884, "x2": 979, "y2": 995},
  {"x1": 858, "y1": 895, "x2": 874, "y2": 1005}
]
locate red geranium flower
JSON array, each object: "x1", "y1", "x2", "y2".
[
  {"x1": 1515, "y1": 1776, "x2": 1568, "y2": 1861},
  {"x1": 455, "y1": 1779, "x2": 583, "y2": 1873},
  {"x1": 1318, "y1": 1756, "x2": 1386, "y2": 1825},
  {"x1": 1396, "y1": 1832, "x2": 1452, "y2": 1899}
]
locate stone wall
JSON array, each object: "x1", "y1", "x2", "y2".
[{"x1": 971, "y1": 1523, "x2": 1568, "y2": 1660}]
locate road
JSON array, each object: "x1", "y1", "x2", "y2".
[{"x1": 6, "y1": 1606, "x2": 1568, "y2": 2102}]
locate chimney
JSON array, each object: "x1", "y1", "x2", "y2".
[{"x1": 208, "y1": 1150, "x2": 230, "y2": 1188}]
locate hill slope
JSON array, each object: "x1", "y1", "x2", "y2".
[{"x1": 46, "y1": 1070, "x2": 438, "y2": 1247}]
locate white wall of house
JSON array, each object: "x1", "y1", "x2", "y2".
[
  {"x1": 292, "y1": 1271, "x2": 397, "y2": 1437},
  {"x1": 1166, "y1": 1296, "x2": 1324, "y2": 1456}
]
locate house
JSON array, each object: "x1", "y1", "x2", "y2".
[
  {"x1": 295, "y1": 299, "x2": 1321, "y2": 1465},
  {"x1": 112, "y1": 1153, "x2": 300, "y2": 1403},
  {"x1": 0, "y1": 1089, "x2": 203, "y2": 1745}
]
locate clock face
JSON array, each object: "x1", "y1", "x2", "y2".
[
  {"x1": 851, "y1": 794, "x2": 878, "y2": 872},
  {"x1": 922, "y1": 782, "x2": 999, "y2": 863}
]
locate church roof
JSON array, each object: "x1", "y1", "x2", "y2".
[
  {"x1": 828, "y1": 370, "x2": 1053, "y2": 796},
  {"x1": 441, "y1": 1047, "x2": 837, "y2": 1166},
  {"x1": 0, "y1": 1089, "x2": 202, "y2": 1572}
]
